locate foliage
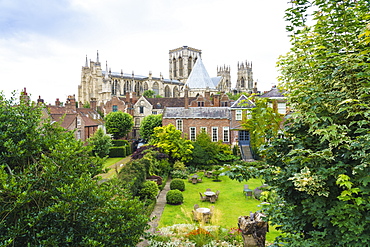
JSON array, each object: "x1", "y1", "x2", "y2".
[
  {"x1": 109, "y1": 146, "x2": 126, "y2": 157},
  {"x1": 149, "y1": 124, "x2": 194, "y2": 162},
  {"x1": 242, "y1": 96, "x2": 283, "y2": 158},
  {"x1": 223, "y1": 161, "x2": 265, "y2": 182},
  {"x1": 105, "y1": 111, "x2": 134, "y2": 139},
  {"x1": 0, "y1": 93, "x2": 149, "y2": 246},
  {"x1": 170, "y1": 169, "x2": 188, "y2": 179},
  {"x1": 139, "y1": 180, "x2": 159, "y2": 200},
  {"x1": 140, "y1": 114, "x2": 163, "y2": 141},
  {"x1": 170, "y1": 179, "x2": 185, "y2": 191},
  {"x1": 112, "y1": 139, "x2": 130, "y2": 146},
  {"x1": 118, "y1": 160, "x2": 147, "y2": 196},
  {"x1": 82, "y1": 101, "x2": 90, "y2": 108},
  {"x1": 173, "y1": 160, "x2": 186, "y2": 171},
  {"x1": 140, "y1": 149, "x2": 172, "y2": 177},
  {"x1": 143, "y1": 89, "x2": 156, "y2": 98},
  {"x1": 86, "y1": 128, "x2": 113, "y2": 158},
  {"x1": 166, "y1": 189, "x2": 184, "y2": 205},
  {"x1": 261, "y1": 1, "x2": 370, "y2": 246}
]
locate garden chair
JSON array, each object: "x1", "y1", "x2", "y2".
[
  {"x1": 210, "y1": 195, "x2": 216, "y2": 203},
  {"x1": 192, "y1": 210, "x2": 199, "y2": 221},
  {"x1": 243, "y1": 184, "x2": 249, "y2": 193},
  {"x1": 245, "y1": 190, "x2": 253, "y2": 199},
  {"x1": 194, "y1": 204, "x2": 199, "y2": 210},
  {"x1": 215, "y1": 190, "x2": 220, "y2": 200},
  {"x1": 206, "y1": 188, "x2": 212, "y2": 192},
  {"x1": 197, "y1": 178, "x2": 202, "y2": 183},
  {"x1": 199, "y1": 192, "x2": 207, "y2": 202}
]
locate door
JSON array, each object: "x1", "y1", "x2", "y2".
[{"x1": 238, "y1": 130, "x2": 250, "y2": 145}]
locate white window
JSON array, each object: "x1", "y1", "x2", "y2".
[
  {"x1": 236, "y1": 110, "x2": 242, "y2": 121},
  {"x1": 246, "y1": 110, "x2": 252, "y2": 119},
  {"x1": 152, "y1": 111, "x2": 157, "y2": 115},
  {"x1": 223, "y1": 127, "x2": 229, "y2": 142},
  {"x1": 190, "y1": 127, "x2": 196, "y2": 141},
  {"x1": 200, "y1": 127, "x2": 207, "y2": 133},
  {"x1": 212, "y1": 127, "x2": 218, "y2": 142},
  {"x1": 176, "y1": 119, "x2": 183, "y2": 131},
  {"x1": 278, "y1": 102, "x2": 287, "y2": 114},
  {"x1": 77, "y1": 118, "x2": 81, "y2": 126}
]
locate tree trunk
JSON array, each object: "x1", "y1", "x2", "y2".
[{"x1": 238, "y1": 212, "x2": 269, "y2": 247}]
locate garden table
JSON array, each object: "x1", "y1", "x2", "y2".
[
  {"x1": 204, "y1": 191, "x2": 215, "y2": 197},
  {"x1": 196, "y1": 207, "x2": 210, "y2": 214}
]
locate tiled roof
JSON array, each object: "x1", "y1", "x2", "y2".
[
  {"x1": 260, "y1": 87, "x2": 286, "y2": 98},
  {"x1": 146, "y1": 97, "x2": 197, "y2": 109},
  {"x1": 163, "y1": 107, "x2": 231, "y2": 119}
]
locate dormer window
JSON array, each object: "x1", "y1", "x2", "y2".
[
  {"x1": 221, "y1": 101, "x2": 228, "y2": 107},
  {"x1": 198, "y1": 101, "x2": 204, "y2": 107},
  {"x1": 139, "y1": 106, "x2": 144, "y2": 114}
]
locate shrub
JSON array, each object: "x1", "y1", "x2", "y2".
[
  {"x1": 166, "y1": 189, "x2": 183, "y2": 205},
  {"x1": 170, "y1": 179, "x2": 185, "y2": 191},
  {"x1": 171, "y1": 170, "x2": 188, "y2": 179},
  {"x1": 139, "y1": 180, "x2": 159, "y2": 200},
  {"x1": 112, "y1": 140, "x2": 129, "y2": 147},
  {"x1": 109, "y1": 146, "x2": 126, "y2": 157},
  {"x1": 118, "y1": 160, "x2": 146, "y2": 196}
]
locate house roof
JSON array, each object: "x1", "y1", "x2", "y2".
[
  {"x1": 145, "y1": 97, "x2": 197, "y2": 109},
  {"x1": 163, "y1": 107, "x2": 231, "y2": 119},
  {"x1": 260, "y1": 87, "x2": 286, "y2": 98},
  {"x1": 230, "y1": 94, "x2": 255, "y2": 108},
  {"x1": 185, "y1": 58, "x2": 216, "y2": 89}
]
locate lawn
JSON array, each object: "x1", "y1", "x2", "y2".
[
  {"x1": 158, "y1": 173, "x2": 280, "y2": 243},
  {"x1": 103, "y1": 157, "x2": 123, "y2": 169}
]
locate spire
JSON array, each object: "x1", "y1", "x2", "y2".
[
  {"x1": 97, "y1": 50, "x2": 100, "y2": 63},
  {"x1": 105, "y1": 61, "x2": 109, "y2": 79},
  {"x1": 85, "y1": 55, "x2": 88, "y2": 67}
]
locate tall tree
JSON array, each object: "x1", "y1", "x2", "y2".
[
  {"x1": 262, "y1": 1, "x2": 370, "y2": 246},
  {"x1": 0, "y1": 93, "x2": 149, "y2": 246},
  {"x1": 149, "y1": 124, "x2": 193, "y2": 162},
  {"x1": 105, "y1": 111, "x2": 134, "y2": 139},
  {"x1": 139, "y1": 114, "x2": 162, "y2": 141}
]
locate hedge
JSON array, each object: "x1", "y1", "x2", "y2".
[{"x1": 109, "y1": 146, "x2": 126, "y2": 157}]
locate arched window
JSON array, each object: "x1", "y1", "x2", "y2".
[
  {"x1": 164, "y1": 85, "x2": 171, "y2": 97},
  {"x1": 179, "y1": 57, "x2": 183, "y2": 77},
  {"x1": 173, "y1": 86, "x2": 179, "y2": 97},
  {"x1": 143, "y1": 82, "x2": 148, "y2": 91},
  {"x1": 173, "y1": 58, "x2": 177, "y2": 78},
  {"x1": 188, "y1": 56, "x2": 192, "y2": 76},
  {"x1": 152, "y1": 82, "x2": 159, "y2": 95},
  {"x1": 240, "y1": 77, "x2": 245, "y2": 88}
]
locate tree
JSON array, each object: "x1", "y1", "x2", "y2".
[
  {"x1": 261, "y1": 1, "x2": 370, "y2": 246},
  {"x1": 86, "y1": 128, "x2": 113, "y2": 158},
  {"x1": 105, "y1": 111, "x2": 134, "y2": 139},
  {"x1": 0, "y1": 93, "x2": 149, "y2": 246},
  {"x1": 149, "y1": 124, "x2": 193, "y2": 162},
  {"x1": 242, "y1": 96, "x2": 283, "y2": 158},
  {"x1": 139, "y1": 114, "x2": 162, "y2": 141},
  {"x1": 143, "y1": 90, "x2": 155, "y2": 98}
]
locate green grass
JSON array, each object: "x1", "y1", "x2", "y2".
[
  {"x1": 103, "y1": 158, "x2": 123, "y2": 169},
  {"x1": 158, "y1": 173, "x2": 280, "y2": 243}
]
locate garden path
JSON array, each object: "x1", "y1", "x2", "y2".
[{"x1": 137, "y1": 178, "x2": 172, "y2": 247}]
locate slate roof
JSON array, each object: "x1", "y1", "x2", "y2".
[
  {"x1": 163, "y1": 107, "x2": 231, "y2": 119},
  {"x1": 260, "y1": 87, "x2": 286, "y2": 98},
  {"x1": 103, "y1": 71, "x2": 182, "y2": 84},
  {"x1": 230, "y1": 94, "x2": 255, "y2": 108},
  {"x1": 185, "y1": 58, "x2": 216, "y2": 89},
  {"x1": 145, "y1": 97, "x2": 197, "y2": 109}
]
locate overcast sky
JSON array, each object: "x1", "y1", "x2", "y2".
[{"x1": 0, "y1": 0, "x2": 292, "y2": 104}]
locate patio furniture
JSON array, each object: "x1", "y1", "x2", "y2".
[
  {"x1": 197, "y1": 178, "x2": 202, "y2": 183},
  {"x1": 192, "y1": 177, "x2": 198, "y2": 184},
  {"x1": 199, "y1": 192, "x2": 207, "y2": 202},
  {"x1": 206, "y1": 188, "x2": 212, "y2": 192},
  {"x1": 194, "y1": 204, "x2": 199, "y2": 210},
  {"x1": 209, "y1": 195, "x2": 217, "y2": 203},
  {"x1": 243, "y1": 184, "x2": 250, "y2": 193},
  {"x1": 196, "y1": 207, "x2": 211, "y2": 223},
  {"x1": 204, "y1": 191, "x2": 216, "y2": 197},
  {"x1": 245, "y1": 190, "x2": 253, "y2": 199},
  {"x1": 215, "y1": 190, "x2": 220, "y2": 200}
]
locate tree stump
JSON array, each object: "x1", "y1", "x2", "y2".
[{"x1": 238, "y1": 212, "x2": 269, "y2": 247}]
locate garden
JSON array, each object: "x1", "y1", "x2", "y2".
[{"x1": 150, "y1": 172, "x2": 280, "y2": 246}]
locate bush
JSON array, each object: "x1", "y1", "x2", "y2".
[
  {"x1": 112, "y1": 139, "x2": 129, "y2": 147},
  {"x1": 171, "y1": 170, "x2": 188, "y2": 179},
  {"x1": 166, "y1": 189, "x2": 183, "y2": 205},
  {"x1": 139, "y1": 180, "x2": 159, "y2": 200},
  {"x1": 118, "y1": 160, "x2": 146, "y2": 196},
  {"x1": 170, "y1": 179, "x2": 185, "y2": 191},
  {"x1": 109, "y1": 146, "x2": 126, "y2": 157}
]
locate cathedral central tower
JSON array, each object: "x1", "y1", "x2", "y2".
[{"x1": 169, "y1": 46, "x2": 202, "y2": 82}]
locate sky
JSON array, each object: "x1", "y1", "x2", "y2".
[{"x1": 0, "y1": 0, "x2": 292, "y2": 104}]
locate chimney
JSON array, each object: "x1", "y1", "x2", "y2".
[
  {"x1": 55, "y1": 98, "x2": 61, "y2": 107},
  {"x1": 126, "y1": 92, "x2": 130, "y2": 102},
  {"x1": 214, "y1": 94, "x2": 220, "y2": 107},
  {"x1": 205, "y1": 87, "x2": 210, "y2": 100},
  {"x1": 184, "y1": 86, "x2": 189, "y2": 109},
  {"x1": 20, "y1": 87, "x2": 30, "y2": 103},
  {"x1": 132, "y1": 92, "x2": 137, "y2": 102},
  {"x1": 90, "y1": 98, "x2": 97, "y2": 110},
  {"x1": 37, "y1": 95, "x2": 44, "y2": 105},
  {"x1": 66, "y1": 95, "x2": 77, "y2": 110}
]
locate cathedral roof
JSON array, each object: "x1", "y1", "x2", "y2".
[
  {"x1": 145, "y1": 97, "x2": 197, "y2": 109},
  {"x1": 185, "y1": 58, "x2": 216, "y2": 89},
  {"x1": 163, "y1": 107, "x2": 231, "y2": 119}
]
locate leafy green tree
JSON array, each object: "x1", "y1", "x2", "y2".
[
  {"x1": 140, "y1": 114, "x2": 162, "y2": 141},
  {"x1": 105, "y1": 111, "x2": 134, "y2": 139},
  {"x1": 0, "y1": 93, "x2": 149, "y2": 246},
  {"x1": 86, "y1": 128, "x2": 113, "y2": 158},
  {"x1": 242, "y1": 96, "x2": 283, "y2": 158},
  {"x1": 149, "y1": 124, "x2": 193, "y2": 162},
  {"x1": 261, "y1": 1, "x2": 370, "y2": 246},
  {"x1": 143, "y1": 90, "x2": 155, "y2": 98}
]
